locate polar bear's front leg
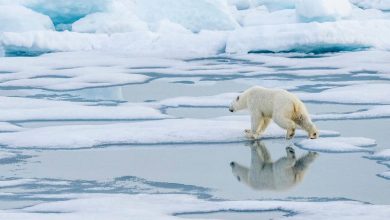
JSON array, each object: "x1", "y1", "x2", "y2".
[{"x1": 245, "y1": 114, "x2": 262, "y2": 139}]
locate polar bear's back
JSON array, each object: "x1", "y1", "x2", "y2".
[{"x1": 245, "y1": 86, "x2": 308, "y2": 118}]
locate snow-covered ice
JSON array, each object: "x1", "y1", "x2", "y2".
[
  {"x1": 296, "y1": 0, "x2": 352, "y2": 22},
  {"x1": 0, "y1": 122, "x2": 23, "y2": 132},
  {"x1": 0, "y1": 118, "x2": 339, "y2": 149},
  {"x1": 0, "y1": 96, "x2": 169, "y2": 121},
  {"x1": 0, "y1": 193, "x2": 389, "y2": 220},
  {"x1": 297, "y1": 83, "x2": 390, "y2": 104},
  {"x1": 365, "y1": 149, "x2": 390, "y2": 161},
  {"x1": 0, "y1": 151, "x2": 17, "y2": 161},
  {"x1": 1, "y1": 0, "x2": 390, "y2": 55},
  {"x1": 0, "y1": 5, "x2": 54, "y2": 32},
  {"x1": 296, "y1": 137, "x2": 376, "y2": 153}
]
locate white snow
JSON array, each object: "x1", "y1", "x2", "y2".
[
  {"x1": 351, "y1": 0, "x2": 390, "y2": 10},
  {"x1": 366, "y1": 149, "x2": 390, "y2": 160},
  {"x1": 0, "y1": 122, "x2": 23, "y2": 132},
  {"x1": 296, "y1": 137, "x2": 376, "y2": 153},
  {"x1": 0, "y1": 178, "x2": 36, "y2": 187},
  {"x1": 0, "y1": 30, "x2": 228, "y2": 58},
  {"x1": 0, "y1": 118, "x2": 338, "y2": 149},
  {"x1": 296, "y1": 0, "x2": 352, "y2": 22},
  {"x1": 0, "y1": 151, "x2": 17, "y2": 160},
  {"x1": 132, "y1": 0, "x2": 239, "y2": 32},
  {"x1": 0, "y1": 193, "x2": 389, "y2": 220},
  {"x1": 0, "y1": 96, "x2": 169, "y2": 121},
  {"x1": 378, "y1": 170, "x2": 390, "y2": 179},
  {"x1": 314, "y1": 105, "x2": 390, "y2": 120},
  {"x1": 0, "y1": 5, "x2": 54, "y2": 32},
  {"x1": 0, "y1": 52, "x2": 152, "y2": 90},
  {"x1": 297, "y1": 84, "x2": 390, "y2": 104},
  {"x1": 226, "y1": 20, "x2": 390, "y2": 53},
  {"x1": 0, "y1": 0, "x2": 389, "y2": 55}
]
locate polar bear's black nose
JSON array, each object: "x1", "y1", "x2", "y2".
[
  {"x1": 229, "y1": 108, "x2": 233, "y2": 112},
  {"x1": 230, "y1": 162, "x2": 235, "y2": 167}
]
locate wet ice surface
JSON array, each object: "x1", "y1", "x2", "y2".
[{"x1": 0, "y1": 51, "x2": 389, "y2": 219}]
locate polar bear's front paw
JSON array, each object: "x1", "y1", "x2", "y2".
[
  {"x1": 286, "y1": 129, "x2": 295, "y2": 140},
  {"x1": 244, "y1": 129, "x2": 254, "y2": 139}
]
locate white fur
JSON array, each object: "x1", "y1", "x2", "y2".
[
  {"x1": 230, "y1": 141, "x2": 318, "y2": 191},
  {"x1": 229, "y1": 86, "x2": 318, "y2": 139}
]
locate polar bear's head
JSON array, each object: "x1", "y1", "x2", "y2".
[{"x1": 229, "y1": 94, "x2": 247, "y2": 112}]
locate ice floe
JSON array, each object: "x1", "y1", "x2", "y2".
[
  {"x1": 314, "y1": 105, "x2": 390, "y2": 120},
  {"x1": 0, "y1": 193, "x2": 389, "y2": 220},
  {"x1": 378, "y1": 171, "x2": 390, "y2": 180},
  {"x1": 296, "y1": 0, "x2": 352, "y2": 22},
  {"x1": 0, "y1": 52, "x2": 152, "y2": 90},
  {"x1": 0, "y1": 151, "x2": 17, "y2": 161},
  {"x1": 226, "y1": 20, "x2": 390, "y2": 53},
  {"x1": 0, "y1": 122, "x2": 23, "y2": 132},
  {"x1": 0, "y1": 5, "x2": 54, "y2": 32},
  {"x1": 297, "y1": 83, "x2": 390, "y2": 104},
  {"x1": 365, "y1": 149, "x2": 390, "y2": 160},
  {"x1": 0, "y1": 0, "x2": 390, "y2": 55},
  {"x1": 296, "y1": 137, "x2": 376, "y2": 153},
  {"x1": 351, "y1": 0, "x2": 390, "y2": 11},
  {"x1": 0, "y1": 96, "x2": 169, "y2": 122},
  {"x1": 0, "y1": 118, "x2": 338, "y2": 149}
]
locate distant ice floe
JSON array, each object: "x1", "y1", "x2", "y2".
[
  {"x1": 364, "y1": 149, "x2": 390, "y2": 180},
  {"x1": 296, "y1": 137, "x2": 376, "y2": 153},
  {"x1": 0, "y1": 5, "x2": 54, "y2": 32},
  {"x1": 314, "y1": 105, "x2": 390, "y2": 120},
  {"x1": 297, "y1": 83, "x2": 390, "y2": 104},
  {"x1": 0, "y1": 96, "x2": 169, "y2": 122},
  {"x1": 226, "y1": 20, "x2": 390, "y2": 53},
  {"x1": 0, "y1": 52, "x2": 152, "y2": 90},
  {"x1": 1, "y1": 0, "x2": 390, "y2": 55},
  {"x1": 351, "y1": 0, "x2": 390, "y2": 11},
  {"x1": 0, "y1": 118, "x2": 338, "y2": 149},
  {"x1": 0, "y1": 122, "x2": 23, "y2": 132},
  {"x1": 378, "y1": 170, "x2": 390, "y2": 180},
  {"x1": 0, "y1": 151, "x2": 17, "y2": 161},
  {"x1": 0, "y1": 193, "x2": 389, "y2": 220},
  {"x1": 365, "y1": 149, "x2": 390, "y2": 161},
  {"x1": 296, "y1": 0, "x2": 352, "y2": 22}
]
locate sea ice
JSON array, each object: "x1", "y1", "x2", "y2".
[
  {"x1": 0, "y1": 151, "x2": 17, "y2": 161},
  {"x1": 296, "y1": 0, "x2": 352, "y2": 22},
  {"x1": 314, "y1": 105, "x2": 390, "y2": 120},
  {"x1": 226, "y1": 20, "x2": 390, "y2": 53},
  {"x1": 0, "y1": 122, "x2": 23, "y2": 132},
  {"x1": 296, "y1": 137, "x2": 376, "y2": 153},
  {"x1": 365, "y1": 149, "x2": 390, "y2": 160},
  {"x1": 297, "y1": 83, "x2": 390, "y2": 104},
  {"x1": 351, "y1": 0, "x2": 390, "y2": 11},
  {"x1": 0, "y1": 193, "x2": 389, "y2": 220},
  {"x1": 0, "y1": 118, "x2": 338, "y2": 149},
  {"x1": 0, "y1": 96, "x2": 169, "y2": 121},
  {"x1": 0, "y1": 5, "x2": 54, "y2": 32}
]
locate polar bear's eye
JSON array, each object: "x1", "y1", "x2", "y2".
[{"x1": 236, "y1": 96, "x2": 239, "y2": 101}]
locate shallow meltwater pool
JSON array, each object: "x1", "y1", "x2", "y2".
[{"x1": 0, "y1": 53, "x2": 389, "y2": 219}]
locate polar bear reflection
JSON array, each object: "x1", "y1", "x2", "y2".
[{"x1": 230, "y1": 141, "x2": 317, "y2": 191}]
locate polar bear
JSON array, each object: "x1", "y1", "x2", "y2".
[
  {"x1": 229, "y1": 86, "x2": 318, "y2": 139},
  {"x1": 230, "y1": 141, "x2": 318, "y2": 191}
]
